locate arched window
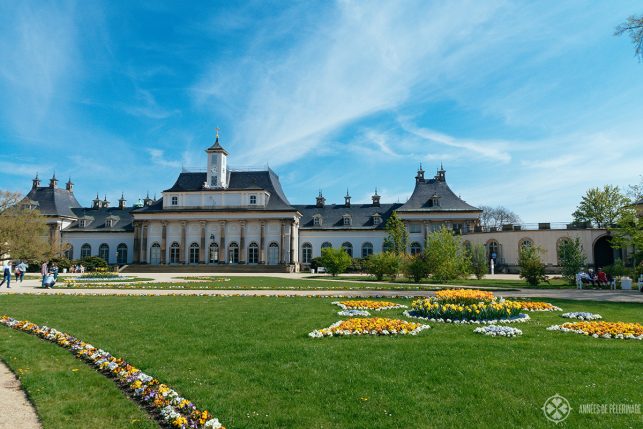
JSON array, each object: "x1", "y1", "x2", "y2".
[
  {"x1": 64, "y1": 244, "x2": 74, "y2": 260},
  {"x1": 557, "y1": 237, "x2": 573, "y2": 265},
  {"x1": 209, "y1": 242, "x2": 219, "y2": 263},
  {"x1": 98, "y1": 243, "x2": 109, "y2": 262},
  {"x1": 150, "y1": 242, "x2": 161, "y2": 265},
  {"x1": 116, "y1": 243, "x2": 128, "y2": 264},
  {"x1": 189, "y1": 242, "x2": 200, "y2": 264},
  {"x1": 361, "y1": 242, "x2": 373, "y2": 258},
  {"x1": 169, "y1": 242, "x2": 180, "y2": 264},
  {"x1": 248, "y1": 242, "x2": 259, "y2": 264},
  {"x1": 486, "y1": 240, "x2": 499, "y2": 261},
  {"x1": 302, "y1": 242, "x2": 313, "y2": 264},
  {"x1": 519, "y1": 238, "x2": 533, "y2": 252},
  {"x1": 228, "y1": 242, "x2": 239, "y2": 264},
  {"x1": 321, "y1": 242, "x2": 332, "y2": 253},
  {"x1": 410, "y1": 242, "x2": 422, "y2": 255},
  {"x1": 342, "y1": 242, "x2": 353, "y2": 257},
  {"x1": 267, "y1": 242, "x2": 279, "y2": 265}
]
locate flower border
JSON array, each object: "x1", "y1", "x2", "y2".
[
  {"x1": 309, "y1": 318, "x2": 429, "y2": 338},
  {"x1": 511, "y1": 301, "x2": 562, "y2": 312},
  {"x1": 546, "y1": 322, "x2": 643, "y2": 340},
  {"x1": 0, "y1": 315, "x2": 225, "y2": 429},
  {"x1": 337, "y1": 309, "x2": 371, "y2": 317},
  {"x1": 473, "y1": 325, "x2": 523, "y2": 337},
  {"x1": 403, "y1": 310, "x2": 530, "y2": 324},
  {"x1": 561, "y1": 312, "x2": 602, "y2": 321},
  {"x1": 332, "y1": 300, "x2": 407, "y2": 311}
]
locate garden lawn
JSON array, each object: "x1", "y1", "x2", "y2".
[
  {"x1": 0, "y1": 295, "x2": 641, "y2": 429},
  {"x1": 308, "y1": 275, "x2": 574, "y2": 289}
]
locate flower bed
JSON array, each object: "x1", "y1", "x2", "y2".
[
  {"x1": 332, "y1": 300, "x2": 407, "y2": 311},
  {"x1": 406, "y1": 297, "x2": 526, "y2": 323},
  {"x1": 403, "y1": 309, "x2": 530, "y2": 324},
  {"x1": 337, "y1": 309, "x2": 370, "y2": 317},
  {"x1": 0, "y1": 315, "x2": 225, "y2": 428},
  {"x1": 513, "y1": 301, "x2": 562, "y2": 312},
  {"x1": 434, "y1": 289, "x2": 495, "y2": 305},
  {"x1": 547, "y1": 321, "x2": 643, "y2": 340},
  {"x1": 309, "y1": 317, "x2": 429, "y2": 338},
  {"x1": 561, "y1": 312, "x2": 602, "y2": 321},
  {"x1": 474, "y1": 325, "x2": 522, "y2": 337}
]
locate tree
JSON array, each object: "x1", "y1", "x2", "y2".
[
  {"x1": 365, "y1": 252, "x2": 401, "y2": 281},
  {"x1": 469, "y1": 243, "x2": 488, "y2": 280},
  {"x1": 425, "y1": 227, "x2": 471, "y2": 282},
  {"x1": 478, "y1": 205, "x2": 521, "y2": 230},
  {"x1": 572, "y1": 185, "x2": 630, "y2": 228},
  {"x1": 615, "y1": 14, "x2": 643, "y2": 61},
  {"x1": 402, "y1": 254, "x2": 430, "y2": 283},
  {"x1": 610, "y1": 207, "x2": 643, "y2": 269},
  {"x1": 384, "y1": 211, "x2": 408, "y2": 255},
  {"x1": 626, "y1": 175, "x2": 643, "y2": 202},
  {"x1": 0, "y1": 191, "x2": 52, "y2": 262},
  {"x1": 518, "y1": 246, "x2": 547, "y2": 287},
  {"x1": 78, "y1": 256, "x2": 109, "y2": 272},
  {"x1": 319, "y1": 247, "x2": 352, "y2": 276},
  {"x1": 558, "y1": 238, "x2": 587, "y2": 285}
]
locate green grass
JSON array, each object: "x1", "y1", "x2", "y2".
[
  {"x1": 1, "y1": 295, "x2": 641, "y2": 428},
  {"x1": 61, "y1": 276, "x2": 519, "y2": 291},
  {"x1": 308, "y1": 275, "x2": 575, "y2": 289}
]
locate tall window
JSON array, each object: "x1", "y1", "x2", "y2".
[
  {"x1": 228, "y1": 242, "x2": 239, "y2": 263},
  {"x1": 209, "y1": 242, "x2": 219, "y2": 263},
  {"x1": 361, "y1": 242, "x2": 373, "y2": 258},
  {"x1": 519, "y1": 238, "x2": 533, "y2": 252},
  {"x1": 64, "y1": 245, "x2": 74, "y2": 260},
  {"x1": 99, "y1": 243, "x2": 109, "y2": 262},
  {"x1": 302, "y1": 242, "x2": 313, "y2": 264},
  {"x1": 150, "y1": 243, "x2": 161, "y2": 265},
  {"x1": 116, "y1": 243, "x2": 128, "y2": 264},
  {"x1": 383, "y1": 241, "x2": 392, "y2": 253},
  {"x1": 342, "y1": 242, "x2": 353, "y2": 257},
  {"x1": 557, "y1": 238, "x2": 572, "y2": 265},
  {"x1": 487, "y1": 240, "x2": 499, "y2": 260},
  {"x1": 189, "y1": 242, "x2": 200, "y2": 264},
  {"x1": 169, "y1": 242, "x2": 180, "y2": 264},
  {"x1": 321, "y1": 242, "x2": 332, "y2": 253},
  {"x1": 248, "y1": 242, "x2": 259, "y2": 264},
  {"x1": 268, "y1": 242, "x2": 279, "y2": 265},
  {"x1": 80, "y1": 243, "x2": 92, "y2": 259},
  {"x1": 410, "y1": 242, "x2": 422, "y2": 255}
]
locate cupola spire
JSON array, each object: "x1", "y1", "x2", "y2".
[
  {"x1": 344, "y1": 189, "x2": 351, "y2": 208},
  {"x1": 415, "y1": 163, "x2": 425, "y2": 183},
  {"x1": 372, "y1": 187, "x2": 381, "y2": 207},
  {"x1": 315, "y1": 190, "x2": 326, "y2": 208}
]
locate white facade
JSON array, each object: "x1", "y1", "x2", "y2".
[{"x1": 65, "y1": 232, "x2": 134, "y2": 264}]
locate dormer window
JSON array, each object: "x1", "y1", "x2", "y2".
[
  {"x1": 105, "y1": 216, "x2": 119, "y2": 228},
  {"x1": 372, "y1": 214, "x2": 382, "y2": 225},
  {"x1": 428, "y1": 193, "x2": 440, "y2": 207},
  {"x1": 79, "y1": 219, "x2": 87, "y2": 228},
  {"x1": 343, "y1": 214, "x2": 352, "y2": 226},
  {"x1": 171, "y1": 196, "x2": 178, "y2": 206},
  {"x1": 313, "y1": 215, "x2": 323, "y2": 226},
  {"x1": 78, "y1": 217, "x2": 94, "y2": 228},
  {"x1": 249, "y1": 195, "x2": 257, "y2": 205}
]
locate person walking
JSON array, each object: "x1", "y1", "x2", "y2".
[
  {"x1": 17, "y1": 261, "x2": 27, "y2": 283},
  {"x1": 0, "y1": 262, "x2": 11, "y2": 288},
  {"x1": 41, "y1": 260, "x2": 49, "y2": 288}
]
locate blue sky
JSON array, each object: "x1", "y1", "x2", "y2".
[{"x1": 1, "y1": 0, "x2": 642, "y2": 222}]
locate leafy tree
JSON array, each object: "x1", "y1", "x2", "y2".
[
  {"x1": 384, "y1": 211, "x2": 408, "y2": 255},
  {"x1": 558, "y1": 238, "x2": 587, "y2": 285},
  {"x1": 478, "y1": 205, "x2": 521, "y2": 230},
  {"x1": 518, "y1": 246, "x2": 548, "y2": 286},
  {"x1": 572, "y1": 185, "x2": 630, "y2": 228},
  {"x1": 78, "y1": 256, "x2": 109, "y2": 272},
  {"x1": 610, "y1": 207, "x2": 643, "y2": 269},
  {"x1": 425, "y1": 227, "x2": 471, "y2": 283},
  {"x1": 0, "y1": 191, "x2": 52, "y2": 263},
  {"x1": 365, "y1": 252, "x2": 401, "y2": 281},
  {"x1": 402, "y1": 254, "x2": 430, "y2": 283},
  {"x1": 319, "y1": 247, "x2": 352, "y2": 276},
  {"x1": 615, "y1": 14, "x2": 643, "y2": 61},
  {"x1": 469, "y1": 243, "x2": 488, "y2": 280}
]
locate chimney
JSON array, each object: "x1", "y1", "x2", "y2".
[
  {"x1": 372, "y1": 188, "x2": 380, "y2": 207},
  {"x1": 344, "y1": 189, "x2": 351, "y2": 208},
  {"x1": 66, "y1": 178, "x2": 74, "y2": 192},
  {"x1": 118, "y1": 193, "x2": 126, "y2": 209},
  {"x1": 315, "y1": 190, "x2": 326, "y2": 208}
]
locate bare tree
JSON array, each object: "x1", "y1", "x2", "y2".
[
  {"x1": 615, "y1": 14, "x2": 643, "y2": 61},
  {"x1": 478, "y1": 205, "x2": 521, "y2": 230}
]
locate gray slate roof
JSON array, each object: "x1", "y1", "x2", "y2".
[
  {"x1": 397, "y1": 178, "x2": 480, "y2": 212},
  {"x1": 24, "y1": 187, "x2": 82, "y2": 218},
  {"x1": 295, "y1": 203, "x2": 401, "y2": 229},
  {"x1": 65, "y1": 207, "x2": 135, "y2": 232},
  {"x1": 145, "y1": 170, "x2": 295, "y2": 212}
]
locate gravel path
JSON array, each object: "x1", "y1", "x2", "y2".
[{"x1": 0, "y1": 361, "x2": 41, "y2": 429}]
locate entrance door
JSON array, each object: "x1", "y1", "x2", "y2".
[
  {"x1": 150, "y1": 243, "x2": 161, "y2": 265},
  {"x1": 268, "y1": 242, "x2": 279, "y2": 265},
  {"x1": 228, "y1": 242, "x2": 239, "y2": 264}
]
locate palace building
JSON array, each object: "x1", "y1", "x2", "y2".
[{"x1": 21, "y1": 133, "x2": 622, "y2": 272}]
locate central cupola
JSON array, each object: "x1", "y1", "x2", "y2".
[{"x1": 205, "y1": 128, "x2": 229, "y2": 189}]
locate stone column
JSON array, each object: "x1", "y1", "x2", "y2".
[
  {"x1": 290, "y1": 220, "x2": 297, "y2": 264},
  {"x1": 133, "y1": 222, "x2": 141, "y2": 263},
  {"x1": 239, "y1": 221, "x2": 246, "y2": 264},
  {"x1": 161, "y1": 221, "x2": 167, "y2": 264},
  {"x1": 259, "y1": 221, "x2": 266, "y2": 264},
  {"x1": 280, "y1": 221, "x2": 286, "y2": 264},
  {"x1": 180, "y1": 221, "x2": 186, "y2": 264},
  {"x1": 219, "y1": 221, "x2": 226, "y2": 263},
  {"x1": 200, "y1": 221, "x2": 206, "y2": 263},
  {"x1": 141, "y1": 222, "x2": 148, "y2": 264}
]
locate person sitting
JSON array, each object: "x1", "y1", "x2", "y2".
[
  {"x1": 579, "y1": 270, "x2": 595, "y2": 287},
  {"x1": 597, "y1": 269, "x2": 609, "y2": 288},
  {"x1": 43, "y1": 272, "x2": 56, "y2": 289}
]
